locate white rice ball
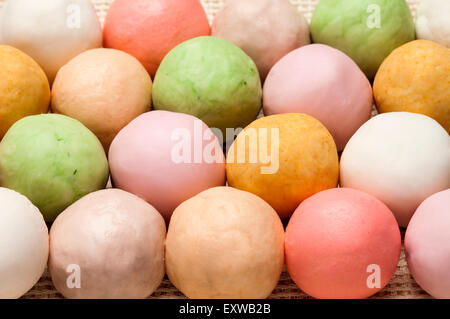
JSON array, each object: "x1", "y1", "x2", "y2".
[
  {"x1": 416, "y1": 0, "x2": 450, "y2": 47},
  {"x1": 0, "y1": 188, "x2": 49, "y2": 298},
  {"x1": 340, "y1": 112, "x2": 450, "y2": 227},
  {"x1": 0, "y1": 0, "x2": 102, "y2": 82}
]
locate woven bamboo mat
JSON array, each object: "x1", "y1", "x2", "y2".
[{"x1": 1, "y1": 0, "x2": 429, "y2": 299}]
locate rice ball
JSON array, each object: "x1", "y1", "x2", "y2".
[
  {"x1": 212, "y1": 0, "x2": 310, "y2": 81},
  {"x1": 416, "y1": 0, "x2": 450, "y2": 47},
  {"x1": 0, "y1": 0, "x2": 102, "y2": 82},
  {"x1": 165, "y1": 187, "x2": 284, "y2": 299},
  {"x1": 405, "y1": 189, "x2": 450, "y2": 299},
  {"x1": 109, "y1": 111, "x2": 226, "y2": 222},
  {"x1": 340, "y1": 112, "x2": 450, "y2": 227},
  {"x1": 0, "y1": 188, "x2": 49, "y2": 299},
  {"x1": 285, "y1": 188, "x2": 401, "y2": 299},
  {"x1": 49, "y1": 189, "x2": 166, "y2": 299},
  {"x1": 52, "y1": 48, "x2": 153, "y2": 151}
]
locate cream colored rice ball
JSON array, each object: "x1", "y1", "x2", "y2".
[
  {"x1": 0, "y1": 188, "x2": 49, "y2": 299},
  {"x1": 0, "y1": 0, "x2": 102, "y2": 82},
  {"x1": 416, "y1": 0, "x2": 450, "y2": 47},
  {"x1": 166, "y1": 187, "x2": 285, "y2": 299},
  {"x1": 340, "y1": 112, "x2": 450, "y2": 227}
]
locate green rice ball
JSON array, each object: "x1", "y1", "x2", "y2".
[
  {"x1": 311, "y1": 0, "x2": 415, "y2": 79},
  {"x1": 153, "y1": 36, "x2": 262, "y2": 138},
  {"x1": 0, "y1": 114, "x2": 109, "y2": 222}
]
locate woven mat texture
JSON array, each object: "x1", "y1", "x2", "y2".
[{"x1": 0, "y1": 0, "x2": 429, "y2": 299}]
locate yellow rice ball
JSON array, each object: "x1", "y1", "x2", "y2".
[
  {"x1": 226, "y1": 113, "x2": 339, "y2": 219},
  {"x1": 0, "y1": 45, "x2": 50, "y2": 138},
  {"x1": 374, "y1": 40, "x2": 450, "y2": 133}
]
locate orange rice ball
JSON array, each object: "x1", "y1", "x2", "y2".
[
  {"x1": 374, "y1": 40, "x2": 450, "y2": 133},
  {"x1": 226, "y1": 113, "x2": 339, "y2": 219},
  {"x1": 0, "y1": 45, "x2": 50, "y2": 138}
]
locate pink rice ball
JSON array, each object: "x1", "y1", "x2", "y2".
[
  {"x1": 108, "y1": 111, "x2": 226, "y2": 222},
  {"x1": 263, "y1": 44, "x2": 373, "y2": 151},
  {"x1": 405, "y1": 189, "x2": 450, "y2": 299},
  {"x1": 285, "y1": 188, "x2": 401, "y2": 299}
]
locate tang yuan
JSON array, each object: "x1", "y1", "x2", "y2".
[
  {"x1": 405, "y1": 189, "x2": 450, "y2": 299},
  {"x1": 340, "y1": 112, "x2": 450, "y2": 227},
  {"x1": 49, "y1": 189, "x2": 166, "y2": 299},
  {"x1": 374, "y1": 40, "x2": 450, "y2": 133},
  {"x1": 416, "y1": 0, "x2": 450, "y2": 47},
  {"x1": 166, "y1": 187, "x2": 284, "y2": 299},
  {"x1": 212, "y1": 0, "x2": 310, "y2": 81},
  {"x1": 227, "y1": 113, "x2": 339, "y2": 219},
  {"x1": 264, "y1": 44, "x2": 373, "y2": 151},
  {"x1": 0, "y1": 188, "x2": 48, "y2": 299},
  {"x1": 0, "y1": 114, "x2": 109, "y2": 222},
  {"x1": 0, "y1": 45, "x2": 50, "y2": 138},
  {"x1": 152, "y1": 37, "x2": 262, "y2": 138},
  {"x1": 0, "y1": 0, "x2": 102, "y2": 82},
  {"x1": 109, "y1": 111, "x2": 226, "y2": 222},
  {"x1": 311, "y1": 0, "x2": 415, "y2": 79},
  {"x1": 285, "y1": 188, "x2": 401, "y2": 299},
  {"x1": 103, "y1": 0, "x2": 210, "y2": 78},
  {"x1": 52, "y1": 48, "x2": 153, "y2": 151}
]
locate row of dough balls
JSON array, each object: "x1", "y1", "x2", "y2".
[
  {"x1": 1, "y1": 184, "x2": 449, "y2": 299},
  {"x1": 0, "y1": 0, "x2": 448, "y2": 83}
]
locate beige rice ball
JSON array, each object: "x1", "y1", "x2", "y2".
[
  {"x1": 49, "y1": 189, "x2": 166, "y2": 299},
  {"x1": 212, "y1": 0, "x2": 310, "y2": 81},
  {"x1": 166, "y1": 186, "x2": 285, "y2": 299},
  {"x1": 52, "y1": 48, "x2": 152, "y2": 151}
]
